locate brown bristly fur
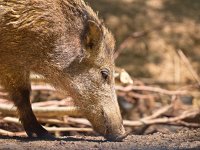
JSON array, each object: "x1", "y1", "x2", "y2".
[{"x1": 0, "y1": 0, "x2": 125, "y2": 141}]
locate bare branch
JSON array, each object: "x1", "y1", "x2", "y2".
[
  {"x1": 115, "y1": 85, "x2": 187, "y2": 95},
  {"x1": 45, "y1": 127, "x2": 93, "y2": 133},
  {"x1": 142, "y1": 104, "x2": 173, "y2": 121},
  {"x1": 124, "y1": 109, "x2": 200, "y2": 127},
  {"x1": 178, "y1": 50, "x2": 200, "y2": 87},
  {"x1": 0, "y1": 129, "x2": 26, "y2": 137},
  {"x1": 0, "y1": 103, "x2": 81, "y2": 117},
  {"x1": 114, "y1": 25, "x2": 163, "y2": 59}
]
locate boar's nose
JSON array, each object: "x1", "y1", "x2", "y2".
[{"x1": 103, "y1": 124, "x2": 128, "y2": 141}]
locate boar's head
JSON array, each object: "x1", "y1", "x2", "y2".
[{"x1": 62, "y1": 20, "x2": 126, "y2": 141}]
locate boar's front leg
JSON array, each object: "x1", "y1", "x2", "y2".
[{"x1": 1, "y1": 70, "x2": 52, "y2": 138}]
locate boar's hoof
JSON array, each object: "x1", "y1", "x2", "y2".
[
  {"x1": 27, "y1": 131, "x2": 55, "y2": 140},
  {"x1": 38, "y1": 133, "x2": 55, "y2": 140}
]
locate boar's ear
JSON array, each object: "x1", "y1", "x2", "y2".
[{"x1": 83, "y1": 20, "x2": 103, "y2": 56}]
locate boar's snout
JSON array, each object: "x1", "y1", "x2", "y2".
[
  {"x1": 104, "y1": 124, "x2": 127, "y2": 141},
  {"x1": 104, "y1": 131, "x2": 128, "y2": 141},
  {"x1": 83, "y1": 93, "x2": 126, "y2": 141},
  {"x1": 101, "y1": 106, "x2": 126, "y2": 141}
]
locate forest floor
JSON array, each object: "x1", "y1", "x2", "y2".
[{"x1": 1, "y1": 129, "x2": 200, "y2": 150}]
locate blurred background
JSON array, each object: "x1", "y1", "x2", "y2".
[
  {"x1": 86, "y1": 0, "x2": 200, "y2": 85},
  {"x1": 1, "y1": 0, "x2": 200, "y2": 137}
]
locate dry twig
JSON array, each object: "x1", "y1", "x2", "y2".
[
  {"x1": 178, "y1": 50, "x2": 200, "y2": 87},
  {"x1": 115, "y1": 85, "x2": 187, "y2": 95},
  {"x1": 0, "y1": 103, "x2": 81, "y2": 117},
  {"x1": 142, "y1": 104, "x2": 173, "y2": 121},
  {"x1": 124, "y1": 109, "x2": 200, "y2": 127},
  {"x1": 31, "y1": 85, "x2": 55, "y2": 91},
  {"x1": 0, "y1": 129, "x2": 26, "y2": 137},
  {"x1": 1, "y1": 107, "x2": 199, "y2": 136},
  {"x1": 114, "y1": 26, "x2": 163, "y2": 59},
  {"x1": 45, "y1": 126, "x2": 93, "y2": 133}
]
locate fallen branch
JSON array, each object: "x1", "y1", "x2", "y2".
[
  {"x1": 3, "y1": 117, "x2": 19, "y2": 124},
  {"x1": 0, "y1": 103, "x2": 81, "y2": 117},
  {"x1": 2, "y1": 117, "x2": 93, "y2": 134},
  {"x1": 126, "y1": 92, "x2": 157, "y2": 100},
  {"x1": 31, "y1": 84, "x2": 186, "y2": 97},
  {"x1": 1, "y1": 108, "x2": 199, "y2": 137},
  {"x1": 1, "y1": 100, "x2": 198, "y2": 129},
  {"x1": 142, "y1": 104, "x2": 173, "y2": 121},
  {"x1": 0, "y1": 129, "x2": 16, "y2": 136},
  {"x1": 169, "y1": 121, "x2": 200, "y2": 128},
  {"x1": 178, "y1": 50, "x2": 200, "y2": 87},
  {"x1": 31, "y1": 85, "x2": 55, "y2": 91},
  {"x1": 45, "y1": 126, "x2": 93, "y2": 133},
  {"x1": 3, "y1": 116, "x2": 92, "y2": 127},
  {"x1": 0, "y1": 129, "x2": 26, "y2": 137},
  {"x1": 114, "y1": 25, "x2": 163, "y2": 59},
  {"x1": 124, "y1": 109, "x2": 200, "y2": 127},
  {"x1": 32, "y1": 99, "x2": 74, "y2": 107},
  {"x1": 115, "y1": 85, "x2": 187, "y2": 95},
  {"x1": 0, "y1": 126, "x2": 93, "y2": 137}
]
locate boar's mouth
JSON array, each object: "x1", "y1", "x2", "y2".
[{"x1": 104, "y1": 132, "x2": 129, "y2": 142}]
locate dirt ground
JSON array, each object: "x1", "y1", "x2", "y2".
[{"x1": 0, "y1": 129, "x2": 200, "y2": 150}]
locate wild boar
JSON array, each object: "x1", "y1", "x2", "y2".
[{"x1": 0, "y1": 0, "x2": 126, "y2": 141}]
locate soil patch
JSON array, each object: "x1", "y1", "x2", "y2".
[{"x1": 1, "y1": 129, "x2": 200, "y2": 150}]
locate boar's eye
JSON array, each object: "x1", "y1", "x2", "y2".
[{"x1": 101, "y1": 68, "x2": 109, "y2": 80}]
